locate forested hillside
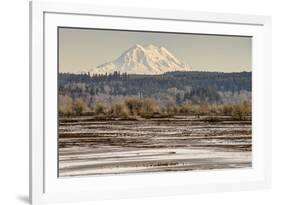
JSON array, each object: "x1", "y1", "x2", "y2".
[{"x1": 59, "y1": 71, "x2": 251, "y2": 105}]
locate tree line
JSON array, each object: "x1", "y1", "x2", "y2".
[
  {"x1": 59, "y1": 95, "x2": 251, "y2": 120},
  {"x1": 58, "y1": 71, "x2": 251, "y2": 103}
]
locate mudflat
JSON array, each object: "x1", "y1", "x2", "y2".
[{"x1": 58, "y1": 115, "x2": 251, "y2": 177}]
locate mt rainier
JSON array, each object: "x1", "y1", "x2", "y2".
[{"x1": 90, "y1": 44, "x2": 191, "y2": 75}]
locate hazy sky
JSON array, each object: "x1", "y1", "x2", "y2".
[{"x1": 59, "y1": 27, "x2": 252, "y2": 73}]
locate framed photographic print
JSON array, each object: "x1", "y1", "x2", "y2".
[{"x1": 30, "y1": 1, "x2": 272, "y2": 204}]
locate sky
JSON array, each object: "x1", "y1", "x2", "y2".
[{"x1": 59, "y1": 27, "x2": 252, "y2": 73}]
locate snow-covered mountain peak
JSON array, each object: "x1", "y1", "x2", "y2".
[{"x1": 91, "y1": 44, "x2": 191, "y2": 75}]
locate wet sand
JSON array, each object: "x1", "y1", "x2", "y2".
[{"x1": 58, "y1": 115, "x2": 251, "y2": 177}]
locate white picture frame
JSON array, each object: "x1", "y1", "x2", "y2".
[{"x1": 29, "y1": 1, "x2": 272, "y2": 204}]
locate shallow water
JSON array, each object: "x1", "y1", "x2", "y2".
[{"x1": 58, "y1": 115, "x2": 251, "y2": 177}]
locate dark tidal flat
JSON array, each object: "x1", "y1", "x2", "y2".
[{"x1": 58, "y1": 115, "x2": 252, "y2": 177}]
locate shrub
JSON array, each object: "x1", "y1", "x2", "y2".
[
  {"x1": 196, "y1": 104, "x2": 210, "y2": 115},
  {"x1": 139, "y1": 98, "x2": 160, "y2": 117},
  {"x1": 165, "y1": 104, "x2": 178, "y2": 116},
  {"x1": 209, "y1": 105, "x2": 220, "y2": 115},
  {"x1": 58, "y1": 95, "x2": 73, "y2": 115},
  {"x1": 110, "y1": 103, "x2": 130, "y2": 118},
  {"x1": 232, "y1": 104, "x2": 244, "y2": 120},
  {"x1": 125, "y1": 97, "x2": 143, "y2": 115},
  {"x1": 160, "y1": 107, "x2": 168, "y2": 115},
  {"x1": 92, "y1": 103, "x2": 108, "y2": 115},
  {"x1": 222, "y1": 104, "x2": 234, "y2": 116},
  {"x1": 232, "y1": 101, "x2": 251, "y2": 120},
  {"x1": 242, "y1": 101, "x2": 251, "y2": 115},
  {"x1": 179, "y1": 103, "x2": 193, "y2": 114},
  {"x1": 73, "y1": 98, "x2": 87, "y2": 115}
]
